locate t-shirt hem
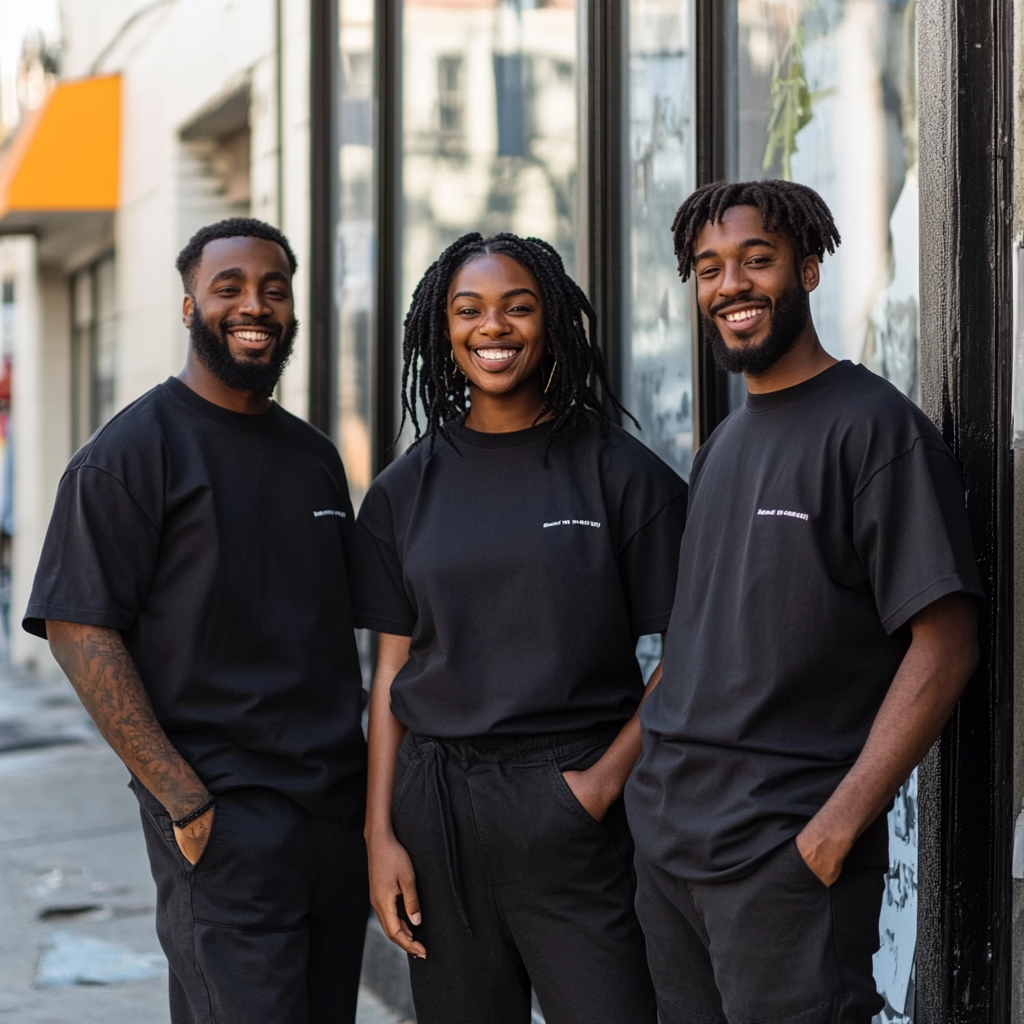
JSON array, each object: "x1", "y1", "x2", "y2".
[
  {"x1": 23, "y1": 605, "x2": 131, "y2": 639},
  {"x1": 632, "y1": 612, "x2": 672, "y2": 637},
  {"x1": 881, "y1": 574, "x2": 985, "y2": 634},
  {"x1": 354, "y1": 614, "x2": 415, "y2": 637}
]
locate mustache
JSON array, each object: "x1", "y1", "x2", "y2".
[{"x1": 708, "y1": 294, "x2": 772, "y2": 318}]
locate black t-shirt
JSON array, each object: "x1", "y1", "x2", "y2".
[
  {"x1": 627, "y1": 362, "x2": 982, "y2": 881},
  {"x1": 350, "y1": 414, "x2": 688, "y2": 737},
  {"x1": 24, "y1": 377, "x2": 367, "y2": 818}
]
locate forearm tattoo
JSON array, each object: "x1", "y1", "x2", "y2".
[{"x1": 51, "y1": 624, "x2": 208, "y2": 820}]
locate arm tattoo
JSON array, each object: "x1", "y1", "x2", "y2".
[{"x1": 48, "y1": 622, "x2": 208, "y2": 820}]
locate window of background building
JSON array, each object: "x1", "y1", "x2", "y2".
[
  {"x1": 398, "y1": 0, "x2": 579, "y2": 446},
  {"x1": 727, "y1": 4, "x2": 919, "y2": 1020},
  {"x1": 71, "y1": 254, "x2": 118, "y2": 449},
  {"x1": 622, "y1": 0, "x2": 696, "y2": 481},
  {"x1": 337, "y1": 0, "x2": 376, "y2": 506}
]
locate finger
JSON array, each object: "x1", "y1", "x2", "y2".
[
  {"x1": 380, "y1": 901, "x2": 426, "y2": 958},
  {"x1": 400, "y1": 874, "x2": 422, "y2": 927}
]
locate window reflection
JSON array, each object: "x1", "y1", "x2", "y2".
[
  {"x1": 399, "y1": 0, "x2": 579, "y2": 443},
  {"x1": 622, "y1": 0, "x2": 696, "y2": 480},
  {"x1": 337, "y1": 0, "x2": 376, "y2": 506},
  {"x1": 730, "y1": 0, "x2": 919, "y2": 403}
]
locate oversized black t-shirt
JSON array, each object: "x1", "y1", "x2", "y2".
[
  {"x1": 24, "y1": 377, "x2": 366, "y2": 818},
  {"x1": 350, "y1": 414, "x2": 688, "y2": 737},
  {"x1": 627, "y1": 362, "x2": 982, "y2": 881}
]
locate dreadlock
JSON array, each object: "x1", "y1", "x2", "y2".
[
  {"x1": 671, "y1": 179, "x2": 841, "y2": 282},
  {"x1": 399, "y1": 231, "x2": 636, "y2": 463}
]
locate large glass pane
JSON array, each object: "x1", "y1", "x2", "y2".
[
  {"x1": 399, "y1": 0, "x2": 579, "y2": 443},
  {"x1": 337, "y1": 0, "x2": 376, "y2": 507},
  {"x1": 728, "y1": 4, "x2": 919, "y2": 1021},
  {"x1": 622, "y1": 0, "x2": 696, "y2": 480},
  {"x1": 730, "y1": 0, "x2": 919, "y2": 402}
]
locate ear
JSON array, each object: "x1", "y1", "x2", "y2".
[
  {"x1": 800, "y1": 255, "x2": 820, "y2": 294},
  {"x1": 182, "y1": 294, "x2": 194, "y2": 329}
]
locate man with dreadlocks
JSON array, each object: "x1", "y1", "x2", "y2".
[
  {"x1": 625, "y1": 181, "x2": 982, "y2": 1023},
  {"x1": 350, "y1": 232, "x2": 686, "y2": 1024}
]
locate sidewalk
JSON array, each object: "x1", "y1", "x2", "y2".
[{"x1": 0, "y1": 659, "x2": 410, "y2": 1023}]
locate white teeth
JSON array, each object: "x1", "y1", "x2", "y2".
[
  {"x1": 235, "y1": 330, "x2": 271, "y2": 342},
  {"x1": 724, "y1": 308, "x2": 763, "y2": 323},
  {"x1": 476, "y1": 348, "x2": 517, "y2": 361}
]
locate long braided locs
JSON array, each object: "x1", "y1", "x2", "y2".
[
  {"x1": 671, "y1": 179, "x2": 841, "y2": 281},
  {"x1": 399, "y1": 232, "x2": 636, "y2": 463}
]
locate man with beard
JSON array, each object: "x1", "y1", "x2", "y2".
[
  {"x1": 23, "y1": 219, "x2": 369, "y2": 1024},
  {"x1": 625, "y1": 181, "x2": 982, "y2": 1024}
]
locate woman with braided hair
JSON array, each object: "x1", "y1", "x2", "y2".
[{"x1": 350, "y1": 232, "x2": 687, "y2": 1023}]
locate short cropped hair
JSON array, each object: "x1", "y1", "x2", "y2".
[{"x1": 175, "y1": 218, "x2": 298, "y2": 294}]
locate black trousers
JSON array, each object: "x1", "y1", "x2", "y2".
[
  {"x1": 391, "y1": 730, "x2": 658, "y2": 1024},
  {"x1": 137, "y1": 786, "x2": 370, "y2": 1024},
  {"x1": 634, "y1": 838, "x2": 886, "y2": 1024}
]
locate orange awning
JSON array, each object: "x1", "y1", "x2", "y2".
[{"x1": 0, "y1": 74, "x2": 120, "y2": 229}]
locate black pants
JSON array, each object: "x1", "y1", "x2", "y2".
[
  {"x1": 634, "y1": 838, "x2": 885, "y2": 1024},
  {"x1": 137, "y1": 786, "x2": 370, "y2": 1024},
  {"x1": 391, "y1": 730, "x2": 658, "y2": 1024}
]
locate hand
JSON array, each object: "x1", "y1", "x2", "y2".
[
  {"x1": 173, "y1": 805, "x2": 215, "y2": 866},
  {"x1": 561, "y1": 767, "x2": 616, "y2": 823},
  {"x1": 367, "y1": 831, "x2": 426, "y2": 958},
  {"x1": 795, "y1": 819, "x2": 848, "y2": 887}
]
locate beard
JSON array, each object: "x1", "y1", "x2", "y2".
[
  {"x1": 702, "y1": 284, "x2": 810, "y2": 376},
  {"x1": 189, "y1": 304, "x2": 298, "y2": 396}
]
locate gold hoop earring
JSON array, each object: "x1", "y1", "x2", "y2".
[{"x1": 544, "y1": 359, "x2": 558, "y2": 394}]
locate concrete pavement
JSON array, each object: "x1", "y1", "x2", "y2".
[{"x1": 0, "y1": 659, "x2": 410, "y2": 1023}]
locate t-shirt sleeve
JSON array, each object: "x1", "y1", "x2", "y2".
[
  {"x1": 23, "y1": 466, "x2": 161, "y2": 639},
  {"x1": 349, "y1": 488, "x2": 416, "y2": 637},
  {"x1": 853, "y1": 438, "x2": 983, "y2": 634},
  {"x1": 618, "y1": 490, "x2": 688, "y2": 638}
]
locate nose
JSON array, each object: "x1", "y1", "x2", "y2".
[
  {"x1": 718, "y1": 258, "x2": 753, "y2": 299},
  {"x1": 237, "y1": 286, "x2": 272, "y2": 319},
  {"x1": 477, "y1": 306, "x2": 510, "y2": 338}
]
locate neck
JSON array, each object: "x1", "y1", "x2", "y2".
[
  {"x1": 463, "y1": 381, "x2": 548, "y2": 433},
  {"x1": 178, "y1": 349, "x2": 273, "y2": 414},
  {"x1": 743, "y1": 322, "x2": 837, "y2": 394}
]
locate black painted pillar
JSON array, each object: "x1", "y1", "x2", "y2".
[{"x1": 916, "y1": 0, "x2": 1014, "y2": 1020}]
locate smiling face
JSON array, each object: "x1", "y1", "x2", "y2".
[
  {"x1": 692, "y1": 205, "x2": 819, "y2": 376},
  {"x1": 183, "y1": 236, "x2": 297, "y2": 395},
  {"x1": 446, "y1": 253, "x2": 548, "y2": 403}
]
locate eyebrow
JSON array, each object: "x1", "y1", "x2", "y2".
[
  {"x1": 208, "y1": 268, "x2": 290, "y2": 286},
  {"x1": 693, "y1": 237, "x2": 779, "y2": 262},
  {"x1": 451, "y1": 287, "x2": 540, "y2": 303}
]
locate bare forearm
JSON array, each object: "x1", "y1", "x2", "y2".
[
  {"x1": 799, "y1": 594, "x2": 978, "y2": 880},
  {"x1": 365, "y1": 633, "x2": 411, "y2": 841},
  {"x1": 46, "y1": 620, "x2": 208, "y2": 820}
]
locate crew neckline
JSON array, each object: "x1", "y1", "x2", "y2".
[
  {"x1": 163, "y1": 376, "x2": 281, "y2": 432},
  {"x1": 744, "y1": 360, "x2": 852, "y2": 414},
  {"x1": 451, "y1": 416, "x2": 552, "y2": 450}
]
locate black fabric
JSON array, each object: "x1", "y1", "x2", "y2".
[
  {"x1": 351, "y1": 414, "x2": 687, "y2": 737},
  {"x1": 24, "y1": 377, "x2": 366, "y2": 817},
  {"x1": 392, "y1": 731, "x2": 658, "y2": 1024},
  {"x1": 634, "y1": 838, "x2": 886, "y2": 1024},
  {"x1": 627, "y1": 362, "x2": 982, "y2": 881},
  {"x1": 137, "y1": 786, "x2": 369, "y2": 1024}
]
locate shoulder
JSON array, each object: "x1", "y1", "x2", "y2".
[
  {"x1": 69, "y1": 383, "x2": 173, "y2": 475},
  {"x1": 273, "y1": 404, "x2": 345, "y2": 467}
]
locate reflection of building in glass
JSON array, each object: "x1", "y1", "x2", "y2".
[
  {"x1": 733, "y1": 0, "x2": 919, "y2": 402},
  {"x1": 623, "y1": 1, "x2": 696, "y2": 480},
  {"x1": 400, "y1": 0, "x2": 579, "y2": 362}
]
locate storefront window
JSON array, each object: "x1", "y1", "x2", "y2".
[
  {"x1": 622, "y1": 0, "x2": 696, "y2": 480},
  {"x1": 398, "y1": 0, "x2": 579, "y2": 443},
  {"x1": 336, "y1": 0, "x2": 376, "y2": 506},
  {"x1": 729, "y1": 0, "x2": 919, "y2": 402},
  {"x1": 70, "y1": 253, "x2": 118, "y2": 450},
  {"x1": 729, "y1": 4, "x2": 919, "y2": 1021}
]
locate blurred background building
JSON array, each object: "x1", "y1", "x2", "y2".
[{"x1": 0, "y1": 0, "x2": 1019, "y2": 1021}]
